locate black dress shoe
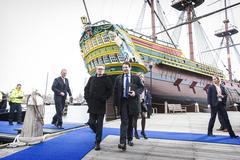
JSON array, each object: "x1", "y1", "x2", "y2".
[
  {"x1": 95, "y1": 143, "x2": 101, "y2": 151},
  {"x1": 17, "y1": 122, "x2": 23, "y2": 125},
  {"x1": 127, "y1": 141, "x2": 134, "y2": 146},
  {"x1": 230, "y1": 135, "x2": 239, "y2": 138},
  {"x1": 141, "y1": 131, "x2": 148, "y2": 139},
  {"x1": 135, "y1": 132, "x2": 140, "y2": 139},
  {"x1": 216, "y1": 128, "x2": 224, "y2": 131},
  {"x1": 57, "y1": 125, "x2": 64, "y2": 129},
  {"x1": 118, "y1": 143, "x2": 126, "y2": 151},
  {"x1": 207, "y1": 133, "x2": 215, "y2": 137},
  {"x1": 9, "y1": 122, "x2": 13, "y2": 125}
]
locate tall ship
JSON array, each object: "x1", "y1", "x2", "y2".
[{"x1": 79, "y1": 0, "x2": 240, "y2": 119}]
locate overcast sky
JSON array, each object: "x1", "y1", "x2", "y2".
[{"x1": 0, "y1": 0, "x2": 239, "y2": 96}]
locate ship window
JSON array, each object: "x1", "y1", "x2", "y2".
[
  {"x1": 88, "y1": 62, "x2": 92, "y2": 69},
  {"x1": 88, "y1": 64, "x2": 92, "y2": 70},
  {"x1": 109, "y1": 33, "x2": 116, "y2": 41},
  {"x1": 91, "y1": 61, "x2": 95, "y2": 67},
  {"x1": 88, "y1": 40, "x2": 93, "y2": 49},
  {"x1": 98, "y1": 57, "x2": 104, "y2": 64},
  {"x1": 109, "y1": 54, "x2": 118, "y2": 63},
  {"x1": 94, "y1": 59, "x2": 98, "y2": 66},
  {"x1": 85, "y1": 42, "x2": 89, "y2": 52},
  {"x1": 96, "y1": 35, "x2": 103, "y2": 45},
  {"x1": 92, "y1": 37, "x2": 98, "y2": 47},
  {"x1": 102, "y1": 33, "x2": 110, "y2": 43},
  {"x1": 81, "y1": 45, "x2": 86, "y2": 54},
  {"x1": 103, "y1": 55, "x2": 111, "y2": 63},
  {"x1": 117, "y1": 53, "x2": 125, "y2": 62}
]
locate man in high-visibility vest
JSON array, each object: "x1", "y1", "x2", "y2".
[{"x1": 9, "y1": 84, "x2": 24, "y2": 125}]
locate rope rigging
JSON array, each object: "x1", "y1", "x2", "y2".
[{"x1": 135, "y1": 0, "x2": 147, "y2": 33}]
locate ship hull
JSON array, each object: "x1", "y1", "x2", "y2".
[{"x1": 143, "y1": 64, "x2": 240, "y2": 109}]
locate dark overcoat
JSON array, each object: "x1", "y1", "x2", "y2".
[
  {"x1": 52, "y1": 77, "x2": 72, "y2": 99},
  {"x1": 207, "y1": 84, "x2": 227, "y2": 107},
  {"x1": 113, "y1": 74, "x2": 144, "y2": 115},
  {"x1": 84, "y1": 75, "x2": 112, "y2": 114}
]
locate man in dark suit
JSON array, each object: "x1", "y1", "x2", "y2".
[
  {"x1": 216, "y1": 82, "x2": 227, "y2": 132},
  {"x1": 207, "y1": 75, "x2": 238, "y2": 138},
  {"x1": 52, "y1": 69, "x2": 72, "y2": 129},
  {"x1": 84, "y1": 65, "x2": 112, "y2": 151},
  {"x1": 114, "y1": 61, "x2": 144, "y2": 151}
]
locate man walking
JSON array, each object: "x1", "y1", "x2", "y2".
[
  {"x1": 9, "y1": 84, "x2": 24, "y2": 125},
  {"x1": 84, "y1": 65, "x2": 112, "y2": 150},
  {"x1": 52, "y1": 69, "x2": 72, "y2": 129},
  {"x1": 207, "y1": 75, "x2": 238, "y2": 138},
  {"x1": 113, "y1": 61, "x2": 144, "y2": 151}
]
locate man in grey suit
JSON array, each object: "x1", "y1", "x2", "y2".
[
  {"x1": 113, "y1": 61, "x2": 144, "y2": 151},
  {"x1": 52, "y1": 69, "x2": 72, "y2": 129}
]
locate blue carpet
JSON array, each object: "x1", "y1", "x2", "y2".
[
  {"x1": 2, "y1": 127, "x2": 240, "y2": 160},
  {"x1": 0, "y1": 121, "x2": 85, "y2": 135},
  {"x1": 2, "y1": 128, "x2": 95, "y2": 160},
  {"x1": 0, "y1": 121, "x2": 22, "y2": 134},
  {"x1": 103, "y1": 128, "x2": 240, "y2": 145}
]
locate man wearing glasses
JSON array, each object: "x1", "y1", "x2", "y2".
[{"x1": 84, "y1": 65, "x2": 112, "y2": 150}]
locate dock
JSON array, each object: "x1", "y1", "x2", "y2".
[{"x1": 1, "y1": 112, "x2": 240, "y2": 159}]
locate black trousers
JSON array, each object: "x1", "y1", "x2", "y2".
[
  {"x1": 0, "y1": 100, "x2": 7, "y2": 112},
  {"x1": 208, "y1": 103, "x2": 236, "y2": 137},
  {"x1": 120, "y1": 99, "x2": 134, "y2": 144},
  {"x1": 88, "y1": 113, "x2": 104, "y2": 144},
  {"x1": 52, "y1": 96, "x2": 65, "y2": 126},
  {"x1": 133, "y1": 112, "x2": 146, "y2": 133},
  {"x1": 218, "y1": 112, "x2": 226, "y2": 129},
  {"x1": 9, "y1": 102, "x2": 22, "y2": 123}
]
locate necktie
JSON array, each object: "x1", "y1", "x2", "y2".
[{"x1": 125, "y1": 74, "x2": 129, "y2": 98}]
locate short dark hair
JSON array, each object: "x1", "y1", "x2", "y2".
[
  {"x1": 122, "y1": 61, "x2": 131, "y2": 67},
  {"x1": 212, "y1": 75, "x2": 220, "y2": 81}
]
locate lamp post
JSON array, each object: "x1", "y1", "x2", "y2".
[{"x1": 149, "y1": 61, "x2": 153, "y2": 94}]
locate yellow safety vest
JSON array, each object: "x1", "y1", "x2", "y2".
[{"x1": 9, "y1": 88, "x2": 24, "y2": 104}]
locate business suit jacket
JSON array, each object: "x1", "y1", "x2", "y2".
[
  {"x1": 52, "y1": 77, "x2": 72, "y2": 99},
  {"x1": 113, "y1": 74, "x2": 144, "y2": 115},
  {"x1": 84, "y1": 75, "x2": 112, "y2": 114},
  {"x1": 207, "y1": 84, "x2": 227, "y2": 108}
]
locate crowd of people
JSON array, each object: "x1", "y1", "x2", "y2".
[
  {"x1": 83, "y1": 62, "x2": 239, "y2": 151},
  {"x1": 1, "y1": 61, "x2": 238, "y2": 150}
]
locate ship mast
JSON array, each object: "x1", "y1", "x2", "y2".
[
  {"x1": 214, "y1": 0, "x2": 239, "y2": 81},
  {"x1": 171, "y1": 0, "x2": 204, "y2": 61},
  {"x1": 150, "y1": 0, "x2": 157, "y2": 42},
  {"x1": 215, "y1": 0, "x2": 238, "y2": 81},
  {"x1": 82, "y1": 0, "x2": 91, "y2": 24},
  {"x1": 224, "y1": 0, "x2": 232, "y2": 81},
  {"x1": 187, "y1": 5, "x2": 194, "y2": 61}
]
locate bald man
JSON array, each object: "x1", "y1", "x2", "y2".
[{"x1": 51, "y1": 69, "x2": 72, "y2": 129}]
